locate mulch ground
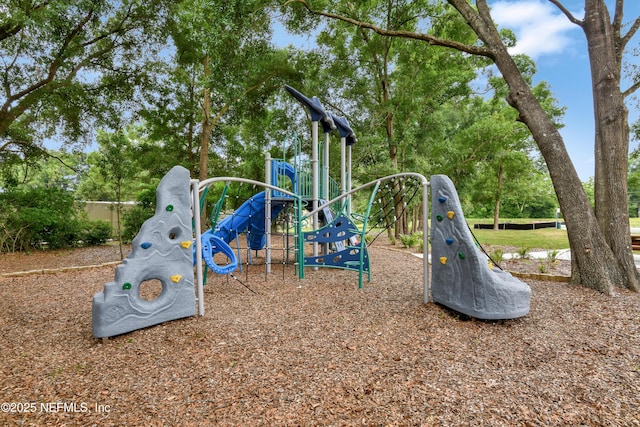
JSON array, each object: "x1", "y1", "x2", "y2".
[{"x1": 1, "y1": 242, "x2": 639, "y2": 426}]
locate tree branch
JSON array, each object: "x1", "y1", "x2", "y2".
[
  {"x1": 0, "y1": 1, "x2": 52, "y2": 42},
  {"x1": 622, "y1": 79, "x2": 640, "y2": 99},
  {"x1": 284, "y1": 0, "x2": 495, "y2": 58},
  {"x1": 620, "y1": 16, "x2": 640, "y2": 52},
  {"x1": 2, "y1": 9, "x2": 95, "y2": 111},
  {"x1": 548, "y1": 0, "x2": 584, "y2": 27}
]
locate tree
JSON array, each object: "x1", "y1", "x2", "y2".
[
  {"x1": 285, "y1": 0, "x2": 640, "y2": 295},
  {"x1": 94, "y1": 129, "x2": 137, "y2": 259},
  {"x1": 288, "y1": 1, "x2": 481, "y2": 237},
  {"x1": 0, "y1": 0, "x2": 173, "y2": 164}
]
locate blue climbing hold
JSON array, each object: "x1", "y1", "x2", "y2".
[
  {"x1": 445, "y1": 238, "x2": 454, "y2": 245},
  {"x1": 438, "y1": 196, "x2": 447, "y2": 203},
  {"x1": 141, "y1": 242, "x2": 152, "y2": 249}
]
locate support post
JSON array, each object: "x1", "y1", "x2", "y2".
[
  {"x1": 423, "y1": 180, "x2": 430, "y2": 304},
  {"x1": 265, "y1": 152, "x2": 272, "y2": 274},
  {"x1": 192, "y1": 179, "x2": 205, "y2": 316},
  {"x1": 311, "y1": 120, "x2": 319, "y2": 267}
]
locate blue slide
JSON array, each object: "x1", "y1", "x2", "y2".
[
  {"x1": 197, "y1": 191, "x2": 287, "y2": 274},
  {"x1": 214, "y1": 191, "x2": 286, "y2": 250}
]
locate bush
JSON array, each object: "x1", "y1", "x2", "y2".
[
  {"x1": 0, "y1": 187, "x2": 83, "y2": 251},
  {"x1": 490, "y1": 248, "x2": 505, "y2": 264},
  {"x1": 80, "y1": 220, "x2": 112, "y2": 246},
  {"x1": 399, "y1": 233, "x2": 420, "y2": 248},
  {"x1": 121, "y1": 187, "x2": 156, "y2": 243}
]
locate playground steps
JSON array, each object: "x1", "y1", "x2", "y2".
[{"x1": 303, "y1": 212, "x2": 369, "y2": 274}]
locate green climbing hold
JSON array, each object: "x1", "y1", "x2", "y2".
[
  {"x1": 166, "y1": 204, "x2": 174, "y2": 212},
  {"x1": 458, "y1": 252, "x2": 465, "y2": 260},
  {"x1": 436, "y1": 214, "x2": 443, "y2": 222},
  {"x1": 122, "y1": 282, "x2": 132, "y2": 290}
]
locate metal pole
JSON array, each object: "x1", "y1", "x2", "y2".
[
  {"x1": 340, "y1": 137, "x2": 346, "y2": 198},
  {"x1": 423, "y1": 180, "x2": 430, "y2": 304},
  {"x1": 192, "y1": 180, "x2": 205, "y2": 316},
  {"x1": 311, "y1": 121, "x2": 319, "y2": 268},
  {"x1": 265, "y1": 152, "x2": 272, "y2": 274},
  {"x1": 323, "y1": 131, "x2": 330, "y2": 201},
  {"x1": 347, "y1": 144, "x2": 352, "y2": 216}
]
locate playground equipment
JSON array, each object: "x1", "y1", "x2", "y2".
[
  {"x1": 92, "y1": 166, "x2": 196, "y2": 338},
  {"x1": 430, "y1": 175, "x2": 531, "y2": 319},
  {"x1": 92, "y1": 85, "x2": 531, "y2": 339}
]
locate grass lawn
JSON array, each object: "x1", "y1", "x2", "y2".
[
  {"x1": 468, "y1": 218, "x2": 640, "y2": 249},
  {"x1": 466, "y1": 218, "x2": 569, "y2": 250}
]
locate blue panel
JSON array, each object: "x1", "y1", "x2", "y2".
[
  {"x1": 305, "y1": 246, "x2": 369, "y2": 272},
  {"x1": 303, "y1": 213, "x2": 359, "y2": 244}
]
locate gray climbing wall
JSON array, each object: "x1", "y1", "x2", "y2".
[
  {"x1": 430, "y1": 174, "x2": 531, "y2": 319},
  {"x1": 92, "y1": 166, "x2": 196, "y2": 338}
]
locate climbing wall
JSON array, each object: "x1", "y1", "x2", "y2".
[
  {"x1": 430, "y1": 174, "x2": 531, "y2": 319},
  {"x1": 92, "y1": 166, "x2": 196, "y2": 338}
]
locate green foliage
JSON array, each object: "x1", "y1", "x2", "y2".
[
  {"x1": 516, "y1": 247, "x2": 531, "y2": 260},
  {"x1": 538, "y1": 261, "x2": 548, "y2": 274},
  {"x1": 80, "y1": 220, "x2": 113, "y2": 246},
  {"x1": 399, "y1": 233, "x2": 420, "y2": 248},
  {"x1": 0, "y1": 0, "x2": 174, "y2": 169},
  {"x1": 628, "y1": 154, "x2": 640, "y2": 217},
  {"x1": 0, "y1": 187, "x2": 78, "y2": 250},
  {"x1": 121, "y1": 188, "x2": 157, "y2": 243},
  {"x1": 0, "y1": 187, "x2": 111, "y2": 252},
  {"x1": 490, "y1": 248, "x2": 505, "y2": 264}
]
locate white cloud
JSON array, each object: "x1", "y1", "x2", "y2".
[{"x1": 490, "y1": 0, "x2": 582, "y2": 59}]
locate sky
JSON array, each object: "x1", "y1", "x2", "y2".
[
  {"x1": 274, "y1": 0, "x2": 640, "y2": 181},
  {"x1": 489, "y1": 0, "x2": 640, "y2": 180}
]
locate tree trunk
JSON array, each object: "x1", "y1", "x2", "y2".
[
  {"x1": 451, "y1": 0, "x2": 630, "y2": 294},
  {"x1": 198, "y1": 55, "x2": 212, "y2": 227},
  {"x1": 493, "y1": 163, "x2": 503, "y2": 230},
  {"x1": 584, "y1": 0, "x2": 639, "y2": 291}
]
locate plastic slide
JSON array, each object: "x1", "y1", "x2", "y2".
[
  {"x1": 213, "y1": 191, "x2": 287, "y2": 250},
  {"x1": 200, "y1": 230, "x2": 238, "y2": 274},
  {"x1": 271, "y1": 160, "x2": 297, "y2": 196}
]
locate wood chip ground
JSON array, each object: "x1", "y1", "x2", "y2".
[{"x1": 1, "y1": 243, "x2": 639, "y2": 426}]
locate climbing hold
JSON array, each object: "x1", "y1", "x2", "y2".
[
  {"x1": 166, "y1": 204, "x2": 174, "y2": 212},
  {"x1": 445, "y1": 238, "x2": 454, "y2": 245},
  {"x1": 170, "y1": 275, "x2": 182, "y2": 283},
  {"x1": 438, "y1": 196, "x2": 447, "y2": 203},
  {"x1": 458, "y1": 252, "x2": 465, "y2": 260},
  {"x1": 447, "y1": 211, "x2": 455, "y2": 220},
  {"x1": 180, "y1": 241, "x2": 192, "y2": 249},
  {"x1": 141, "y1": 242, "x2": 152, "y2": 249},
  {"x1": 122, "y1": 282, "x2": 132, "y2": 290},
  {"x1": 436, "y1": 214, "x2": 444, "y2": 222},
  {"x1": 488, "y1": 261, "x2": 494, "y2": 270},
  {"x1": 439, "y1": 257, "x2": 448, "y2": 265}
]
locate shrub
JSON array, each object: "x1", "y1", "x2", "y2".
[
  {"x1": 490, "y1": 248, "x2": 505, "y2": 264},
  {"x1": 516, "y1": 247, "x2": 531, "y2": 260},
  {"x1": 80, "y1": 220, "x2": 112, "y2": 246},
  {"x1": 0, "y1": 187, "x2": 83, "y2": 251},
  {"x1": 121, "y1": 187, "x2": 156, "y2": 243},
  {"x1": 399, "y1": 233, "x2": 420, "y2": 248}
]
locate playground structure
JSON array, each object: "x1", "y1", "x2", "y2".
[{"x1": 92, "y1": 85, "x2": 531, "y2": 339}]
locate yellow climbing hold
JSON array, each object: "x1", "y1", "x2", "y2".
[
  {"x1": 180, "y1": 240, "x2": 192, "y2": 249},
  {"x1": 447, "y1": 211, "x2": 455, "y2": 220},
  {"x1": 488, "y1": 261, "x2": 494, "y2": 270},
  {"x1": 170, "y1": 274, "x2": 182, "y2": 283},
  {"x1": 439, "y1": 256, "x2": 448, "y2": 265}
]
